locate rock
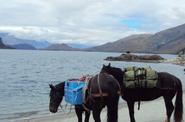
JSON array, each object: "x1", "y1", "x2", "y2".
[{"x1": 105, "y1": 53, "x2": 164, "y2": 63}]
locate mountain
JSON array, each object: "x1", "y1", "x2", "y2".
[
  {"x1": 0, "y1": 33, "x2": 50, "y2": 49},
  {"x1": 178, "y1": 48, "x2": 185, "y2": 55},
  {"x1": 145, "y1": 24, "x2": 185, "y2": 53},
  {"x1": 1, "y1": 23, "x2": 185, "y2": 53},
  {"x1": 11, "y1": 44, "x2": 36, "y2": 50},
  {"x1": 87, "y1": 23, "x2": 185, "y2": 54},
  {"x1": 86, "y1": 34, "x2": 152, "y2": 52},
  {"x1": 68, "y1": 43, "x2": 93, "y2": 49},
  {"x1": 44, "y1": 43, "x2": 81, "y2": 51},
  {"x1": 0, "y1": 37, "x2": 14, "y2": 49}
]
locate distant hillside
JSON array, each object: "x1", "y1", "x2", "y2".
[
  {"x1": 1, "y1": 23, "x2": 185, "y2": 53},
  {"x1": 178, "y1": 48, "x2": 185, "y2": 55},
  {"x1": 44, "y1": 43, "x2": 81, "y2": 51},
  {"x1": 0, "y1": 33, "x2": 50, "y2": 49},
  {"x1": 145, "y1": 24, "x2": 185, "y2": 53},
  {"x1": 68, "y1": 43, "x2": 92, "y2": 49},
  {"x1": 0, "y1": 37, "x2": 13, "y2": 49},
  {"x1": 86, "y1": 34, "x2": 152, "y2": 52},
  {"x1": 87, "y1": 23, "x2": 185, "y2": 54},
  {"x1": 11, "y1": 44, "x2": 36, "y2": 50}
]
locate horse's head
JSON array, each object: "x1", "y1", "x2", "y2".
[
  {"x1": 101, "y1": 63, "x2": 124, "y2": 85},
  {"x1": 101, "y1": 63, "x2": 115, "y2": 75},
  {"x1": 49, "y1": 82, "x2": 65, "y2": 113}
]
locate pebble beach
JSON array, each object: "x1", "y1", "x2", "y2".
[{"x1": 14, "y1": 94, "x2": 185, "y2": 122}]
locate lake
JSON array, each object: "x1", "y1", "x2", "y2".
[{"x1": 0, "y1": 49, "x2": 184, "y2": 121}]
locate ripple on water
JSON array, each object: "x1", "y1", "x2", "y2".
[
  {"x1": 57, "y1": 66, "x2": 63, "y2": 69},
  {"x1": 0, "y1": 111, "x2": 39, "y2": 120},
  {"x1": 35, "y1": 71, "x2": 41, "y2": 74},
  {"x1": 20, "y1": 75, "x2": 29, "y2": 78},
  {"x1": 11, "y1": 72, "x2": 17, "y2": 75}
]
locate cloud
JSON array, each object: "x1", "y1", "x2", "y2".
[{"x1": 0, "y1": 0, "x2": 185, "y2": 45}]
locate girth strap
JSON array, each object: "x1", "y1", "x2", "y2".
[
  {"x1": 97, "y1": 74, "x2": 103, "y2": 97},
  {"x1": 91, "y1": 93, "x2": 108, "y2": 97}
]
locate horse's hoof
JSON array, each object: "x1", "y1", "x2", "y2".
[{"x1": 164, "y1": 117, "x2": 168, "y2": 122}]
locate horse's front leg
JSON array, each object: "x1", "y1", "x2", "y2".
[
  {"x1": 75, "y1": 105, "x2": 83, "y2": 122},
  {"x1": 84, "y1": 110, "x2": 90, "y2": 122},
  {"x1": 127, "y1": 101, "x2": 136, "y2": 122}
]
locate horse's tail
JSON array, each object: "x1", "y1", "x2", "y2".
[{"x1": 174, "y1": 80, "x2": 183, "y2": 122}]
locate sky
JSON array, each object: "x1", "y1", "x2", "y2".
[{"x1": 0, "y1": 0, "x2": 185, "y2": 45}]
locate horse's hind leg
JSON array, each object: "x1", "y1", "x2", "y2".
[
  {"x1": 127, "y1": 101, "x2": 136, "y2": 122},
  {"x1": 75, "y1": 105, "x2": 83, "y2": 122},
  {"x1": 107, "y1": 96, "x2": 119, "y2": 122},
  {"x1": 85, "y1": 111, "x2": 90, "y2": 122},
  {"x1": 164, "y1": 97, "x2": 174, "y2": 122},
  {"x1": 92, "y1": 106, "x2": 102, "y2": 122}
]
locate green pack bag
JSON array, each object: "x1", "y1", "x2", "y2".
[
  {"x1": 124, "y1": 66, "x2": 138, "y2": 81},
  {"x1": 123, "y1": 66, "x2": 158, "y2": 88}
]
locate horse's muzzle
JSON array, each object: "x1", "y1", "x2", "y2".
[{"x1": 49, "y1": 106, "x2": 57, "y2": 113}]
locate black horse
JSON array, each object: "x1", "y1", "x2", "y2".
[
  {"x1": 101, "y1": 63, "x2": 183, "y2": 122},
  {"x1": 49, "y1": 82, "x2": 90, "y2": 122},
  {"x1": 87, "y1": 73, "x2": 120, "y2": 122}
]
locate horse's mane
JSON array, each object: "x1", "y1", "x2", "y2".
[
  {"x1": 55, "y1": 82, "x2": 65, "y2": 92},
  {"x1": 111, "y1": 66, "x2": 123, "y2": 73},
  {"x1": 101, "y1": 65, "x2": 124, "y2": 88}
]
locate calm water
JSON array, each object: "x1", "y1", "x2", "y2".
[{"x1": 0, "y1": 50, "x2": 184, "y2": 121}]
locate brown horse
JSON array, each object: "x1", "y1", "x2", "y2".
[
  {"x1": 101, "y1": 63, "x2": 183, "y2": 122},
  {"x1": 87, "y1": 73, "x2": 120, "y2": 122}
]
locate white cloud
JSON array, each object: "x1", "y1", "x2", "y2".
[{"x1": 0, "y1": 0, "x2": 185, "y2": 45}]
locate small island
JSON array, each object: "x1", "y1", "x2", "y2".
[{"x1": 105, "y1": 52, "x2": 165, "y2": 63}]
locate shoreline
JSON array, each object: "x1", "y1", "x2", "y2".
[
  {"x1": 163, "y1": 57, "x2": 185, "y2": 66},
  {"x1": 105, "y1": 52, "x2": 185, "y2": 67},
  {"x1": 13, "y1": 93, "x2": 185, "y2": 122}
]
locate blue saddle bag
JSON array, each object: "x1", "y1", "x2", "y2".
[{"x1": 64, "y1": 80, "x2": 85, "y2": 105}]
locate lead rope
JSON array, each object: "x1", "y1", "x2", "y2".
[
  {"x1": 82, "y1": 76, "x2": 92, "y2": 112},
  {"x1": 59, "y1": 104, "x2": 63, "y2": 109}
]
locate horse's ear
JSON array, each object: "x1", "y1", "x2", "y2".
[
  {"x1": 49, "y1": 84, "x2": 56, "y2": 90},
  {"x1": 103, "y1": 64, "x2": 105, "y2": 68},
  {"x1": 108, "y1": 63, "x2": 111, "y2": 67}
]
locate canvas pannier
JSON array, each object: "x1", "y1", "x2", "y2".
[
  {"x1": 124, "y1": 66, "x2": 158, "y2": 88},
  {"x1": 64, "y1": 80, "x2": 85, "y2": 105}
]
